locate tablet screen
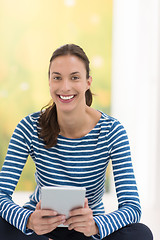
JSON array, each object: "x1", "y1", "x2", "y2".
[{"x1": 41, "y1": 186, "x2": 86, "y2": 227}]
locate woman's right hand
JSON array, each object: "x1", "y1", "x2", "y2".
[{"x1": 26, "y1": 201, "x2": 66, "y2": 235}]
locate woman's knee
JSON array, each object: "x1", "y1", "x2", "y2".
[
  {"x1": 132, "y1": 223, "x2": 153, "y2": 240},
  {"x1": 104, "y1": 223, "x2": 153, "y2": 240}
]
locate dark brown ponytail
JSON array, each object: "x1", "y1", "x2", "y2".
[{"x1": 39, "y1": 44, "x2": 93, "y2": 148}]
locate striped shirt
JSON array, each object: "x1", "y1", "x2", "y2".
[{"x1": 0, "y1": 111, "x2": 141, "y2": 239}]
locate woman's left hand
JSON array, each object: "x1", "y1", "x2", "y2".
[{"x1": 64, "y1": 198, "x2": 99, "y2": 236}]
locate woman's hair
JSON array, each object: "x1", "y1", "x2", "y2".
[{"x1": 39, "y1": 44, "x2": 93, "y2": 148}]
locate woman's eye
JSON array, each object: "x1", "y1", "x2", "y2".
[
  {"x1": 53, "y1": 76, "x2": 61, "y2": 80},
  {"x1": 71, "y1": 76, "x2": 79, "y2": 80}
]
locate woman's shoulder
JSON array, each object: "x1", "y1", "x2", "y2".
[
  {"x1": 99, "y1": 111, "x2": 127, "y2": 138},
  {"x1": 98, "y1": 111, "x2": 126, "y2": 133},
  {"x1": 28, "y1": 111, "x2": 41, "y2": 120},
  {"x1": 18, "y1": 111, "x2": 41, "y2": 129},
  {"x1": 99, "y1": 111, "x2": 120, "y2": 126}
]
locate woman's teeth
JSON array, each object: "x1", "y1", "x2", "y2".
[{"x1": 59, "y1": 95, "x2": 74, "y2": 100}]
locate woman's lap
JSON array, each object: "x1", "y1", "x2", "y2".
[
  {"x1": 45, "y1": 223, "x2": 153, "y2": 240},
  {"x1": 44, "y1": 227, "x2": 92, "y2": 240},
  {"x1": 0, "y1": 217, "x2": 153, "y2": 240}
]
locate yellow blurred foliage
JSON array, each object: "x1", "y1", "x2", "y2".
[{"x1": 0, "y1": 0, "x2": 112, "y2": 191}]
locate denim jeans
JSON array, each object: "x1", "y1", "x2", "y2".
[
  {"x1": 45, "y1": 223, "x2": 153, "y2": 240},
  {"x1": 0, "y1": 217, "x2": 153, "y2": 240}
]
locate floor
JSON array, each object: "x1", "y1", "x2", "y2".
[{"x1": 12, "y1": 192, "x2": 159, "y2": 239}]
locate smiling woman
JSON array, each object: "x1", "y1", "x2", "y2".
[
  {"x1": 0, "y1": 44, "x2": 153, "y2": 240},
  {"x1": 39, "y1": 44, "x2": 94, "y2": 147}
]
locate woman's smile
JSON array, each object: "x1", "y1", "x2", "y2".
[{"x1": 58, "y1": 94, "x2": 76, "y2": 103}]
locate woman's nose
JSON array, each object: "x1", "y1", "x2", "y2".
[{"x1": 61, "y1": 79, "x2": 71, "y2": 91}]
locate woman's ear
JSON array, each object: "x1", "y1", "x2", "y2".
[{"x1": 87, "y1": 76, "x2": 92, "y2": 89}]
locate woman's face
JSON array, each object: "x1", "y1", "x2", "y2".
[{"x1": 49, "y1": 55, "x2": 92, "y2": 114}]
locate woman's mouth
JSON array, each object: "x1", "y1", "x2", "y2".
[
  {"x1": 59, "y1": 95, "x2": 74, "y2": 100},
  {"x1": 58, "y1": 95, "x2": 76, "y2": 102}
]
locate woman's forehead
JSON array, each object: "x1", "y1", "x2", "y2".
[{"x1": 50, "y1": 55, "x2": 86, "y2": 73}]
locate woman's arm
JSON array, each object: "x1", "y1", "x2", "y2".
[
  {"x1": 0, "y1": 115, "x2": 35, "y2": 234},
  {"x1": 93, "y1": 120, "x2": 141, "y2": 239}
]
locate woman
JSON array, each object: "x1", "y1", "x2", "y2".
[{"x1": 0, "y1": 44, "x2": 153, "y2": 240}]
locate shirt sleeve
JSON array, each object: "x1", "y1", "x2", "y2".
[
  {"x1": 92, "y1": 120, "x2": 141, "y2": 239},
  {"x1": 0, "y1": 115, "x2": 35, "y2": 235}
]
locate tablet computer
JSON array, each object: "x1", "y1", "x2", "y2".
[{"x1": 41, "y1": 186, "x2": 86, "y2": 227}]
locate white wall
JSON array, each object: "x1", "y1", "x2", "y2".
[{"x1": 111, "y1": 0, "x2": 160, "y2": 209}]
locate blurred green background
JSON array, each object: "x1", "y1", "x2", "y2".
[{"x1": 0, "y1": 0, "x2": 112, "y2": 191}]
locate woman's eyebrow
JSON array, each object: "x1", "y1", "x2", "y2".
[
  {"x1": 52, "y1": 72, "x2": 61, "y2": 75},
  {"x1": 51, "y1": 71, "x2": 80, "y2": 75},
  {"x1": 70, "y1": 71, "x2": 80, "y2": 75}
]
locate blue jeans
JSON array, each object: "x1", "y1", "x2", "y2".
[
  {"x1": 0, "y1": 217, "x2": 153, "y2": 240},
  {"x1": 45, "y1": 223, "x2": 153, "y2": 240},
  {"x1": 0, "y1": 217, "x2": 48, "y2": 240}
]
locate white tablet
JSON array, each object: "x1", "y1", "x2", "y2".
[{"x1": 41, "y1": 186, "x2": 86, "y2": 227}]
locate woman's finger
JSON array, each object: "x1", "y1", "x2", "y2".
[
  {"x1": 39, "y1": 214, "x2": 66, "y2": 225},
  {"x1": 84, "y1": 198, "x2": 88, "y2": 208},
  {"x1": 36, "y1": 201, "x2": 41, "y2": 210},
  {"x1": 29, "y1": 213, "x2": 66, "y2": 235}
]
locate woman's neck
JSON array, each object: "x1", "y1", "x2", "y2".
[{"x1": 57, "y1": 107, "x2": 101, "y2": 139}]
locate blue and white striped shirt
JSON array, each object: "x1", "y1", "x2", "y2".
[{"x1": 0, "y1": 111, "x2": 141, "y2": 239}]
